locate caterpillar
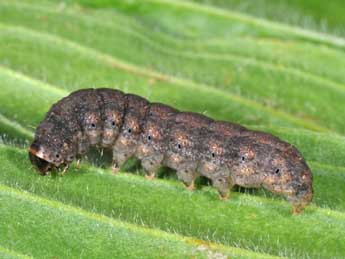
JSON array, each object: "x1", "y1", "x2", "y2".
[{"x1": 29, "y1": 88, "x2": 313, "y2": 214}]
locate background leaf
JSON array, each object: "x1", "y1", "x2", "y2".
[{"x1": 0, "y1": 1, "x2": 344, "y2": 258}]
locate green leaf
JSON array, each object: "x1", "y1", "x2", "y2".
[
  {"x1": 190, "y1": 0, "x2": 345, "y2": 38},
  {"x1": 2, "y1": 182, "x2": 270, "y2": 259},
  {"x1": 0, "y1": 1, "x2": 344, "y2": 258}
]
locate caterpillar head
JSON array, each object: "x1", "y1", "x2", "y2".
[
  {"x1": 230, "y1": 138, "x2": 313, "y2": 213},
  {"x1": 28, "y1": 121, "x2": 75, "y2": 174}
]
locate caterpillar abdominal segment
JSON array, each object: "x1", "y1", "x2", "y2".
[{"x1": 29, "y1": 88, "x2": 313, "y2": 214}]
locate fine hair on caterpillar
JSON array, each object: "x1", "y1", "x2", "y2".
[{"x1": 29, "y1": 88, "x2": 313, "y2": 214}]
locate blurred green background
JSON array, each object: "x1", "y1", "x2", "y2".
[{"x1": 0, "y1": 1, "x2": 345, "y2": 258}]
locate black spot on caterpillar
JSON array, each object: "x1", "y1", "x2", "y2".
[{"x1": 29, "y1": 88, "x2": 313, "y2": 214}]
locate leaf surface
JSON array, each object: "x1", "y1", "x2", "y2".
[{"x1": 0, "y1": 1, "x2": 344, "y2": 258}]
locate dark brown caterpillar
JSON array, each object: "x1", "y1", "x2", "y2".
[{"x1": 29, "y1": 88, "x2": 313, "y2": 214}]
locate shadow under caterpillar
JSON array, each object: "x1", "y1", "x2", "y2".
[{"x1": 29, "y1": 88, "x2": 313, "y2": 214}]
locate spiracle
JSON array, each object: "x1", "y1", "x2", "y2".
[{"x1": 29, "y1": 88, "x2": 313, "y2": 213}]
